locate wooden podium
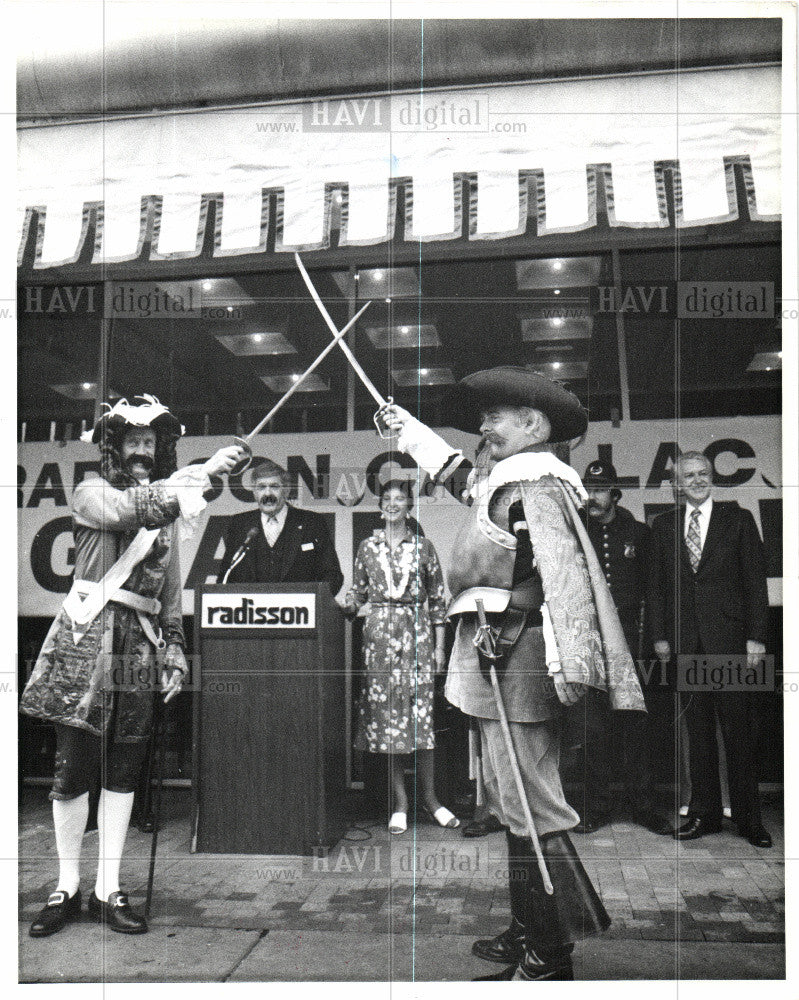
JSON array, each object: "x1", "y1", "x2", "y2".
[{"x1": 192, "y1": 582, "x2": 346, "y2": 854}]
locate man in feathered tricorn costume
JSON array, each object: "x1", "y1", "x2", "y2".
[
  {"x1": 382, "y1": 368, "x2": 645, "y2": 981},
  {"x1": 21, "y1": 396, "x2": 245, "y2": 937}
]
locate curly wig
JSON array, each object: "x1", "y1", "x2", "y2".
[{"x1": 100, "y1": 425, "x2": 180, "y2": 488}]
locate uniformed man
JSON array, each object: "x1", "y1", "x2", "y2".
[{"x1": 566, "y1": 460, "x2": 671, "y2": 835}]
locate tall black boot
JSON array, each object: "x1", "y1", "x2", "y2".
[
  {"x1": 477, "y1": 830, "x2": 610, "y2": 982},
  {"x1": 471, "y1": 830, "x2": 526, "y2": 964},
  {"x1": 475, "y1": 833, "x2": 574, "y2": 982},
  {"x1": 539, "y1": 830, "x2": 610, "y2": 942}
]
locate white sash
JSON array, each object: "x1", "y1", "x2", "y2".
[{"x1": 62, "y1": 527, "x2": 161, "y2": 644}]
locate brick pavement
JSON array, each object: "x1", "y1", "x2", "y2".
[{"x1": 19, "y1": 788, "x2": 784, "y2": 949}]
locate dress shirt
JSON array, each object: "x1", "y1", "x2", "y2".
[{"x1": 261, "y1": 505, "x2": 288, "y2": 547}]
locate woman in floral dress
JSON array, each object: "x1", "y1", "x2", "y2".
[{"x1": 343, "y1": 480, "x2": 459, "y2": 834}]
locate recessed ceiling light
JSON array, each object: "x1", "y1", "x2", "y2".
[
  {"x1": 747, "y1": 351, "x2": 782, "y2": 372},
  {"x1": 553, "y1": 289, "x2": 561, "y2": 295},
  {"x1": 365, "y1": 324, "x2": 441, "y2": 349},
  {"x1": 520, "y1": 316, "x2": 592, "y2": 341},
  {"x1": 392, "y1": 367, "x2": 455, "y2": 387},
  {"x1": 50, "y1": 382, "x2": 117, "y2": 400},
  {"x1": 202, "y1": 280, "x2": 212, "y2": 291},
  {"x1": 385, "y1": 297, "x2": 392, "y2": 303},
  {"x1": 227, "y1": 306, "x2": 234, "y2": 313},
  {"x1": 552, "y1": 362, "x2": 561, "y2": 370},
  {"x1": 215, "y1": 331, "x2": 297, "y2": 356},
  {"x1": 552, "y1": 261, "x2": 563, "y2": 271},
  {"x1": 373, "y1": 270, "x2": 383, "y2": 281},
  {"x1": 261, "y1": 373, "x2": 329, "y2": 393}
]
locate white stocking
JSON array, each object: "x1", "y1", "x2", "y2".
[
  {"x1": 53, "y1": 793, "x2": 89, "y2": 897},
  {"x1": 94, "y1": 789, "x2": 134, "y2": 901}
]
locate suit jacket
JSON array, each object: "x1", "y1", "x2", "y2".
[
  {"x1": 647, "y1": 500, "x2": 768, "y2": 655},
  {"x1": 217, "y1": 505, "x2": 343, "y2": 594}
]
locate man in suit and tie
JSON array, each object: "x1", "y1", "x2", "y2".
[
  {"x1": 648, "y1": 451, "x2": 771, "y2": 847},
  {"x1": 218, "y1": 458, "x2": 343, "y2": 594}
]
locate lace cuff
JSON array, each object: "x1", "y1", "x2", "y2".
[
  {"x1": 396, "y1": 416, "x2": 462, "y2": 480},
  {"x1": 542, "y1": 603, "x2": 562, "y2": 675},
  {"x1": 165, "y1": 465, "x2": 211, "y2": 538}
]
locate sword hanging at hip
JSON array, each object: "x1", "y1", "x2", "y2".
[{"x1": 474, "y1": 598, "x2": 554, "y2": 895}]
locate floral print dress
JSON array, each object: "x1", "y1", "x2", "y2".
[{"x1": 351, "y1": 529, "x2": 447, "y2": 754}]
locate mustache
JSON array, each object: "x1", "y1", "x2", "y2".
[
  {"x1": 259, "y1": 495, "x2": 281, "y2": 505},
  {"x1": 126, "y1": 454, "x2": 154, "y2": 470}
]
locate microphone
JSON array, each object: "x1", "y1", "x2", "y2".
[{"x1": 222, "y1": 527, "x2": 259, "y2": 584}]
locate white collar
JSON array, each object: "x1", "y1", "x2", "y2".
[
  {"x1": 486, "y1": 451, "x2": 588, "y2": 501},
  {"x1": 261, "y1": 505, "x2": 289, "y2": 530},
  {"x1": 686, "y1": 496, "x2": 713, "y2": 520}
]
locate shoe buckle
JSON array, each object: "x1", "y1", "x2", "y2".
[{"x1": 47, "y1": 891, "x2": 66, "y2": 906}]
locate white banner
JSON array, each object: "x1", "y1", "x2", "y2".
[
  {"x1": 18, "y1": 66, "x2": 780, "y2": 267},
  {"x1": 17, "y1": 416, "x2": 781, "y2": 617}
]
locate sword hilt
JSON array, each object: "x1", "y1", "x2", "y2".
[
  {"x1": 229, "y1": 436, "x2": 253, "y2": 477},
  {"x1": 373, "y1": 397, "x2": 397, "y2": 439}
]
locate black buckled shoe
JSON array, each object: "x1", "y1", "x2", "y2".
[
  {"x1": 741, "y1": 824, "x2": 773, "y2": 848},
  {"x1": 88, "y1": 890, "x2": 148, "y2": 934},
  {"x1": 29, "y1": 889, "x2": 82, "y2": 938},
  {"x1": 472, "y1": 916, "x2": 525, "y2": 964},
  {"x1": 513, "y1": 945, "x2": 575, "y2": 981},
  {"x1": 673, "y1": 816, "x2": 722, "y2": 841}
]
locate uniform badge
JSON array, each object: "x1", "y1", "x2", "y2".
[{"x1": 624, "y1": 544, "x2": 636, "y2": 558}]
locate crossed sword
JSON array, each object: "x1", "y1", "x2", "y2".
[
  {"x1": 231, "y1": 253, "x2": 392, "y2": 472},
  {"x1": 228, "y1": 254, "x2": 553, "y2": 894}
]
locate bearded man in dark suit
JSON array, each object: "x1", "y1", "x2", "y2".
[
  {"x1": 218, "y1": 458, "x2": 343, "y2": 595},
  {"x1": 647, "y1": 451, "x2": 771, "y2": 848}
]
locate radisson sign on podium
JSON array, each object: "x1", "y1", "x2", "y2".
[{"x1": 192, "y1": 582, "x2": 347, "y2": 855}]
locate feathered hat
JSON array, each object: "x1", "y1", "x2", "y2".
[{"x1": 81, "y1": 395, "x2": 184, "y2": 444}]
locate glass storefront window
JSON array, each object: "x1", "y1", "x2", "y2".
[
  {"x1": 17, "y1": 283, "x2": 103, "y2": 442},
  {"x1": 351, "y1": 254, "x2": 619, "y2": 429},
  {"x1": 622, "y1": 245, "x2": 781, "y2": 419}
]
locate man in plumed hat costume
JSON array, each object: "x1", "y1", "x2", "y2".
[
  {"x1": 383, "y1": 368, "x2": 645, "y2": 981},
  {"x1": 20, "y1": 395, "x2": 245, "y2": 937}
]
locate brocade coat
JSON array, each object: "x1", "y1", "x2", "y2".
[{"x1": 20, "y1": 476, "x2": 186, "y2": 742}]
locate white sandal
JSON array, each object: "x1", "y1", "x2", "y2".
[
  {"x1": 431, "y1": 806, "x2": 460, "y2": 829},
  {"x1": 388, "y1": 811, "x2": 408, "y2": 835}
]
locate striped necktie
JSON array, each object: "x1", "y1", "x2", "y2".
[{"x1": 686, "y1": 508, "x2": 702, "y2": 572}]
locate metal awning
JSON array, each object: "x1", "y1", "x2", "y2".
[{"x1": 18, "y1": 67, "x2": 781, "y2": 271}]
